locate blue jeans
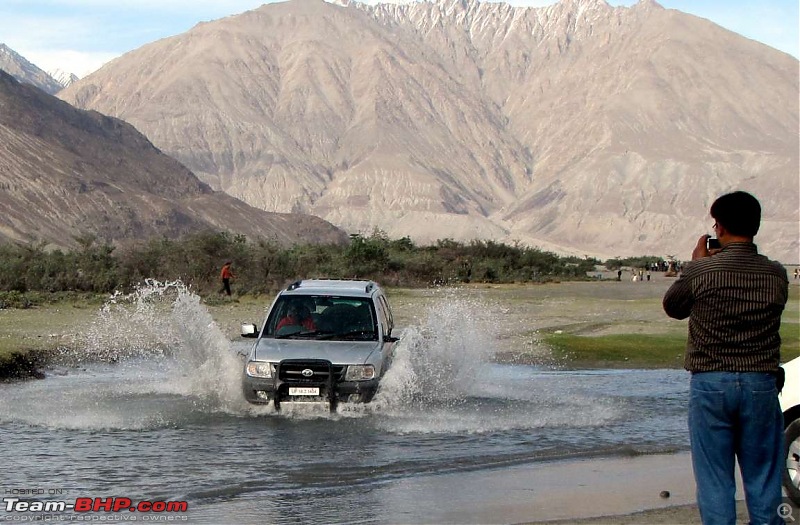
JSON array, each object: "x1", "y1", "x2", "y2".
[{"x1": 689, "y1": 372, "x2": 784, "y2": 525}]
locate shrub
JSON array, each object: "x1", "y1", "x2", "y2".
[{"x1": 0, "y1": 232, "x2": 653, "y2": 296}]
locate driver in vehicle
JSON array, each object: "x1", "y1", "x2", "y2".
[{"x1": 276, "y1": 304, "x2": 316, "y2": 331}]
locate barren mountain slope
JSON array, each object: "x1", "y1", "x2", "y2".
[
  {"x1": 0, "y1": 43, "x2": 63, "y2": 94},
  {"x1": 0, "y1": 70, "x2": 347, "y2": 248},
  {"x1": 361, "y1": 0, "x2": 799, "y2": 259},
  {"x1": 59, "y1": 0, "x2": 799, "y2": 261},
  {"x1": 62, "y1": 0, "x2": 531, "y2": 241}
]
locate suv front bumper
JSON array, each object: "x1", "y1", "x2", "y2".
[{"x1": 242, "y1": 359, "x2": 380, "y2": 406}]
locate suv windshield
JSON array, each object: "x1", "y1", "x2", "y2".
[{"x1": 264, "y1": 295, "x2": 378, "y2": 341}]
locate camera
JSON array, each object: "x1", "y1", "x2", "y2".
[{"x1": 707, "y1": 237, "x2": 721, "y2": 250}]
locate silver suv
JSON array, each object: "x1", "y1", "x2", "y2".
[{"x1": 240, "y1": 279, "x2": 398, "y2": 410}]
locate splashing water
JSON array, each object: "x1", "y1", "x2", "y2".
[
  {"x1": 65, "y1": 280, "x2": 248, "y2": 412},
  {"x1": 71, "y1": 284, "x2": 573, "y2": 419},
  {"x1": 372, "y1": 289, "x2": 500, "y2": 410},
  {"x1": 68, "y1": 283, "x2": 517, "y2": 420},
  {"x1": 363, "y1": 288, "x2": 633, "y2": 436},
  {"x1": 3, "y1": 283, "x2": 634, "y2": 436},
  {"x1": 73, "y1": 280, "x2": 184, "y2": 363}
]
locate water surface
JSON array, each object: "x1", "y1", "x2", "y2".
[{"x1": 0, "y1": 283, "x2": 689, "y2": 523}]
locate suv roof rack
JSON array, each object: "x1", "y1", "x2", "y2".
[{"x1": 282, "y1": 279, "x2": 378, "y2": 296}]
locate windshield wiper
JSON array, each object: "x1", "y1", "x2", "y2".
[
  {"x1": 274, "y1": 330, "x2": 331, "y2": 339},
  {"x1": 318, "y1": 330, "x2": 376, "y2": 340}
]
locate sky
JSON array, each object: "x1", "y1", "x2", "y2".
[{"x1": 1, "y1": 0, "x2": 798, "y2": 77}]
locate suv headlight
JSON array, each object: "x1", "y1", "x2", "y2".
[
  {"x1": 246, "y1": 361, "x2": 274, "y2": 378},
  {"x1": 345, "y1": 364, "x2": 376, "y2": 381}
]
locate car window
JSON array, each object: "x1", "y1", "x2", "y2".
[
  {"x1": 265, "y1": 295, "x2": 378, "y2": 340},
  {"x1": 378, "y1": 294, "x2": 393, "y2": 334}
]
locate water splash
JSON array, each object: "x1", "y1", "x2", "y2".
[
  {"x1": 365, "y1": 288, "x2": 626, "y2": 434},
  {"x1": 372, "y1": 289, "x2": 498, "y2": 410},
  {"x1": 70, "y1": 280, "x2": 183, "y2": 363},
  {"x1": 1, "y1": 283, "x2": 623, "y2": 432},
  {"x1": 60, "y1": 280, "x2": 251, "y2": 415},
  {"x1": 0, "y1": 280, "x2": 273, "y2": 429}
]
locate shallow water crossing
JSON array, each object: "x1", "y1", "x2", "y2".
[{"x1": 0, "y1": 283, "x2": 690, "y2": 523}]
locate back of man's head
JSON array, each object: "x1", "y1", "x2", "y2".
[{"x1": 710, "y1": 191, "x2": 761, "y2": 238}]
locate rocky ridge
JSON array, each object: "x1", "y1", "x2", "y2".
[
  {"x1": 49, "y1": 69, "x2": 80, "y2": 90},
  {"x1": 0, "y1": 43, "x2": 63, "y2": 94},
  {"x1": 0, "y1": 70, "x2": 348, "y2": 249}
]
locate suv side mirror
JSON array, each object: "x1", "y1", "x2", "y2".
[{"x1": 241, "y1": 323, "x2": 259, "y2": 338}]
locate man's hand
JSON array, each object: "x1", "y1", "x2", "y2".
[
  {"x1": 692, "y1": 235, "x2": 711, "y2": 260},
  {"x1": 691, "y1": 235, "x2": 723, "y2": 259}
]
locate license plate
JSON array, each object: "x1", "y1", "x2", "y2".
[{"x1": 289, "y1": 387, "x2": 319, "y2": 396}]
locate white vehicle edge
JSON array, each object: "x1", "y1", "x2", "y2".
[{"x1": 780, "y1": 356, "x2": 800, "y2": 504}]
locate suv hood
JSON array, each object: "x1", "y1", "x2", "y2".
[{"x1": 253, "y1": 339, "x2": 382, "y2": 365}]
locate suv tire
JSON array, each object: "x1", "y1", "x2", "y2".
[{"x1": 783, "y1": 419, "x2": 800, "y2": 505}]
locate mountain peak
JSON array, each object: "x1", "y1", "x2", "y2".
[
  {"x1": 633, "y1": 0, "x2": 664, "y2": 10},
  {"x1": 560, "y1": 0, "x2": 611, "y2": 9},
  {"x1": 0, "y1": 42, "x2": 63, "y2": 94},
  {"x1": 49, "y1": 68, "x2": 80, "y2": 89},
  {"x1": 437, "y1": 0, "x2": 481, "y2": 11}
]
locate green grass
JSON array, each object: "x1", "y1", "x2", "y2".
[
  {"x1": 781, "y1": 322, "x2": 800, "y2": 359},
  {"x1": 544, "y1": 332, "x2": 688, "y2": 368},
  {"x1": 544, "y1": 322, "x2": 800, "y2": 369},
  {"x1": 0, "y1": 304, "x2": 92, "y2": 358}
]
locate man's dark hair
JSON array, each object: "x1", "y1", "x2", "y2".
[{"x1": 710, "y1": 191, "x2": 761, "y2": 237}]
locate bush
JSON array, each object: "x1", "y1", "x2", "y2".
[
  {"x1": 0, "y1": 291, "x2": 36, "y2": 309},
  {"x1": 0, "y1": 232, "x2": 644, "y2": 296}
]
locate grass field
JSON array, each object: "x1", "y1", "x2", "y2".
[
  {"x1": 1, "y1": 278, "x2": 798, "y2": 377},
  {"x1": 531, "y1": 281, "x2": 799, "y2": 368}
]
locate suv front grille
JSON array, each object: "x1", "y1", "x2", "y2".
[{"x1": 277, "y1": 360, "x2": 345, "y2": 383}]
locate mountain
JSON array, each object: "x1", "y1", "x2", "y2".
[
  {"x1": 0, "y1": 43, "x2": 63, "y2": 95},
  {"x1": 49, "y1": 68, "x2": 80, "y2": 90},
  {"x1": 58, "y1": 0, "x2": 800, "y2": 262},
  {"x1": 0, "y1": 70, "x2": 348, "y2": 249}
]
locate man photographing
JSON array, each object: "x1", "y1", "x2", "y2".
[{"x1": 663, "y1": 191, "x2": 789, "y2": 525}]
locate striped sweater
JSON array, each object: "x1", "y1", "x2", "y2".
[{"x1": 663, "y1": 242, "x2": 789, "y2": 373}]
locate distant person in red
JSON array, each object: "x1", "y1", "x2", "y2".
[
  {"x1": 276, "y1": 304, "x2": 316, "y2": 331},
  {"x1": 219, "y1": 261, "x2": 234, "y2": 296}
]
